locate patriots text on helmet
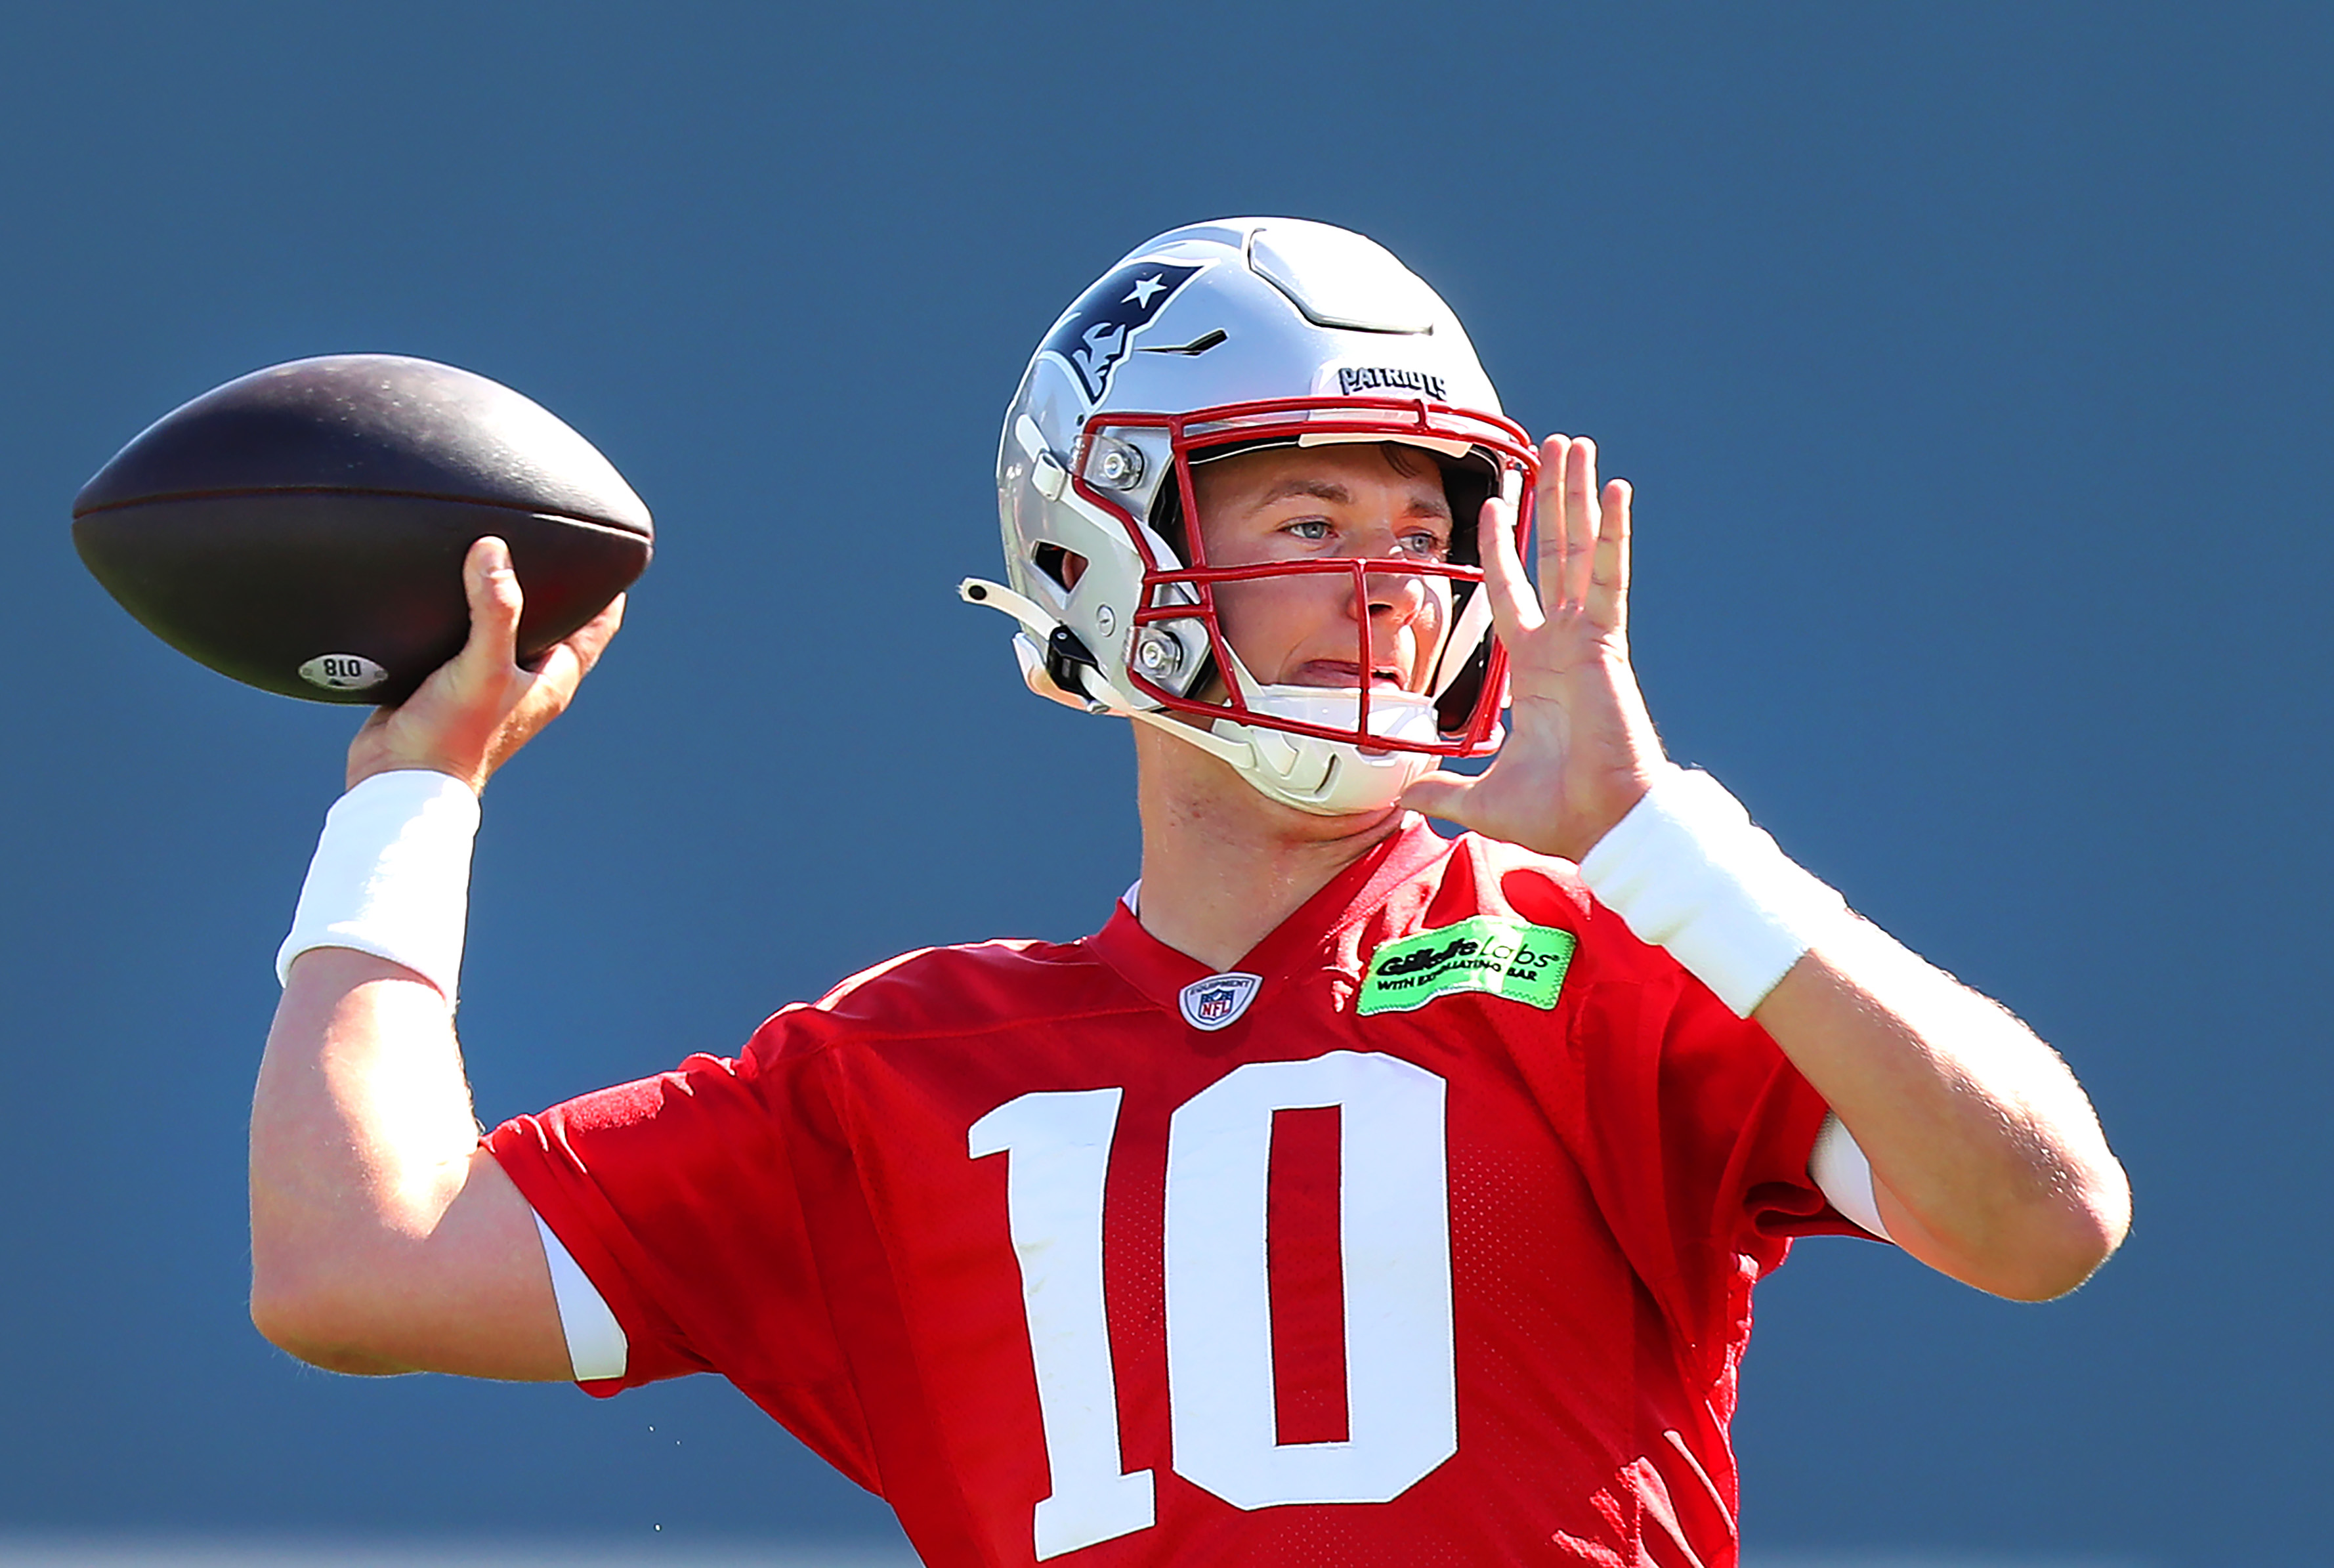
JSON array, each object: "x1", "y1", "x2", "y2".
[{"x1": 1336, "y1": 366, "x2": 1449, "y2": 402}]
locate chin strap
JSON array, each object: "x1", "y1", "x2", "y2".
[
  {"x1": 1129, "y1": 706, "x2": 1263, "y2": 772},
  {"x1": 960, "y1": 578, "x2": 1117, "y2": 717},
  {"x1": 957, "y1": 576, "x2": 1067, "y2": 648},
  {"x1": 959, "y1": 577, "x2": 1267, "y2": 774},
  {"x1": 957, "y1": 578, "x2": 1439, "y2": 815}
]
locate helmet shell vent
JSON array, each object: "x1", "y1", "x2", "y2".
[{"x1": 1248, "y1": 222, "x2": 1441, "y2": 335}]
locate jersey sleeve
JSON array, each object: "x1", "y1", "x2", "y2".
[
  {"x1": 1514, "y1": 889, "x2": 1863, "y2": 1355},
  {"x1": 484, "y1": 1022, "x2": 879, "y2": 1490},
  {"x1": 1642, "y1": 963, "x2": 1847, "y2": 1254}
]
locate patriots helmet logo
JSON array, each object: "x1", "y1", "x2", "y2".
[
  {"x1": 1177, "y1": 971, "x2": 1263, "y2": 1032},
  {"x1": 1042, "y1": 258, "x2": 1207, "y2": 404}
]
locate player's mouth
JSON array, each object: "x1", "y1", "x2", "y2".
[{"x1": 1290, "y1": 659, "x2": 1410, "y2": 690}]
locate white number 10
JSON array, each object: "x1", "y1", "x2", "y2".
[{"x1": 969, "y1": 1051, "x2": 1456, "y2": 1560}]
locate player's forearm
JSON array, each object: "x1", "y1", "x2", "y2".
[
  {"x1": 1754, "y1": 925, "x2": 2131, "y2": 1300},
  {"x1": 1574, "y1": 766, "x2": 2127, "y2": 1297},
  {"x1": 249, "y1": 947, "x2": 486, "y2": 1366}
]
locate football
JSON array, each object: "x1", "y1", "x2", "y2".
[{"x1": 72, "y1": 353, "x2": 653, "y2": 705}]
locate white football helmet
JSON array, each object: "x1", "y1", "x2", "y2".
[{"x1": 962, "y1": 217, "x2": 1537, "y2": 815}]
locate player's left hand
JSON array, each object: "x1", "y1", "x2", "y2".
[{"x1": 1401, "y1": 435, "x2": 1668, "y2": 862}]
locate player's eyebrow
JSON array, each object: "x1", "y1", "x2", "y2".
[
  {"x1": 1255, "y1": 477, "x2": 1351, "y2": 508},
  {"x1": 1254, "y1": 477, "x2": 1451, "y2": 518}
]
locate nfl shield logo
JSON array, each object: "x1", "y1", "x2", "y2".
[{"x1": 1178, "y1": 971, "x2": 1263, "y2": 1032}]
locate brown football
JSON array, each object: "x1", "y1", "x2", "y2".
[{"x1": 73, "y1": 353, "x2": 652, "y2": 704}]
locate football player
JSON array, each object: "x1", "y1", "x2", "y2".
[{"x1": 249, "y1": 219, "x2": 2129, "y2": 1567}]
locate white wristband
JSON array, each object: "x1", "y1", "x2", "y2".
[
  {"x1": 277, "y1": 770, "x2": 481, "y2": 1004},
  {"x1": 1579, "y1": 765, "x2": 1852, "y2": 1017}
]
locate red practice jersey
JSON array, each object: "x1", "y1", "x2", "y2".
[{"x1": 488, "y1": 820, "x2": 1852, "y2": 1567}]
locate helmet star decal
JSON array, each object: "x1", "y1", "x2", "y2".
[{"x1": 1042, "y1": 258, "x2": 1207, "y2": 404}]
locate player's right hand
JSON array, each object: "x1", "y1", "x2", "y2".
[{"x1": 345, "y1": 536, "x2": 625, "y2": 795}]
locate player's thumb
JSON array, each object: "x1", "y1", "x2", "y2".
[
  {"x1": 457, "y1": 536, "x2": 524, "y2": 675},
  {"x1": 1399, "y1": 768, "x2": 1479, "y2": 830}
]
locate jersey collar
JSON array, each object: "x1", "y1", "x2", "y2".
[{"x1": 1084, "y1": 816, "x2": 1457, "y2": 1017}]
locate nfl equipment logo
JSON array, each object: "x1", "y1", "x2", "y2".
[{"x1": 1178, "y1": 971, "x2": 1263, "y2": 1032}]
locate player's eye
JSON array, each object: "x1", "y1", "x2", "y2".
[
  {"x1": 1283, "y1": 519, "x2": 1333, "y2": 542},
  {"x1": 1399, "y1": 529, "x2": 1450, "y2": 559}
]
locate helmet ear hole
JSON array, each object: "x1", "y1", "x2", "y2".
[{"x1": 1033, "y1": 543, "x2": 1081, "y2": 590}]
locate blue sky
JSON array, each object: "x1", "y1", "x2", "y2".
[{"x1": 1, "y1": 5, "x2": 2325, "y2": 1563}]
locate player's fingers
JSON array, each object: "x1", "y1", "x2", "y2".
[
  {"x1": 566, "y1": 592, "x2": 627, "y2": 679},
  {"x1": 1534, "y1": 436, "x2": 1571, "y2": 612},
  {"x1": 1478, "y1": 496, "x2": 1544, "y2": 641},
  {"x1": 1590, "y1": 478, "x2": 1631, "y2": 633},
  {"x1": 1563, "y1": 439, "x2": 1600, "y2": 608},
  {"x1": 518, "y1": 589, "x2": 626, "y2": 704},
  {"x1": 523, "y1": 639, "x2": 582, "y2": 702},
  {"x1": 456, "y1": 537, "x2": 524, "y2": 678}
]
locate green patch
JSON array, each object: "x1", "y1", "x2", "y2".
[{"x1": 1357, "y1": 916, "x2": 1578, "y2": 1016}]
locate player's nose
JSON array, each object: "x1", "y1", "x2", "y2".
[
  {"x1": 1357, "y1": 557, "x2": 1432, "y2": 622},
  {"x1": 1350, "y1": 561, "x2": 1437, "y2": 687}
]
